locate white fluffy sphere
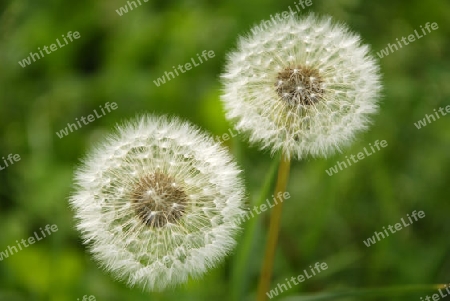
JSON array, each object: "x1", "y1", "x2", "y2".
[
  {"x1": 70, "y1": 115, "x2": 245, "y2": 291},
  {"x1": 221, "y1": 14, "x2": 382, "y2": 159}
]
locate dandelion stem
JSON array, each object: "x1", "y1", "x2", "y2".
[
  {"x1": 230, "y1": 155, "x2": 281, "y2": 301},
  {"x1": 256, "y1": 154, "x2": 291, "y2": 301}
]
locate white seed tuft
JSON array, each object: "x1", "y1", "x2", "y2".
[
  {"x1": 221, "y1": 14, "x2": 382, "y2": 159},
  {"x1": 70, "y1": 115, "x2": 245, "y2": 291}
]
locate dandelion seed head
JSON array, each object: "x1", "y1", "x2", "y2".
[
  {"x1": 221, "y1": 14, "x2": 382, "y2": 159},
  {"x1": 131, "y1": 172, "x2": 187, "y2": 228},
  {"x1": 70, "y1": 115, "x2": 245, "y2": 291}
]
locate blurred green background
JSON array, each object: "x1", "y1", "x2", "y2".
[{"x1": 1, "y1": 0, "x2": 449, "y2": 300}]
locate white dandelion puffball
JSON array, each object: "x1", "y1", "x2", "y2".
[
  {"x1": 70, "y1": 115, "x2": 245, "y2": 291},
  {"x1": 221, "y1": 14, "x2": 382, "y2": 159}
]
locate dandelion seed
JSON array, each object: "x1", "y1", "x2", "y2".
[
  {"x1": 70, "y1": 115, "x2": 245, "y2": 291},
  {"x1": 221, "y1": 14, "x2": 382, "y2": 159}
]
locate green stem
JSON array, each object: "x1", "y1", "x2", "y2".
[
  {"x1": 230, "y1": 154, "x2": 281, "y2": 301},
  {"x1": 256, "y1": 155, "x2": 291, "y2": 301}
]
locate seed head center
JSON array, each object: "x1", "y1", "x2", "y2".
[
  {"x1": 275, "y1": 65, "x2": 324, "y2": 106},
  {"x1": 131, "y1": 172, "x2": 187, "y2": 228}
]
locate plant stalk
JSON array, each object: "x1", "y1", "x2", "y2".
[{"x1": 256, "y1": 154, "x2": 291, "y2": 301}]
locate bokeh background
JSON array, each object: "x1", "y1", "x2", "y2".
[{"x1": 1, "y1": 0, "x2": 449, "y2": 300}]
